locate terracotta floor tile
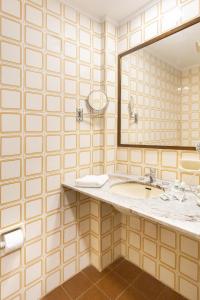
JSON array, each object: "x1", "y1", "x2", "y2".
[
  {"x1": 83, "y1": 265, "x2": 110, "y2": 283},
  {"x1": 97, "y1": 271, "x2": 129, "y2": 299},
  {"x1": 114, "y1": 260, "x2": 142, "y2": 283},
  {"x1": 78, "y1": 286, "x2": 109, "y2": 300},
  {"x1": 133, "y1": 272, "x2": 164, "y2": 300},
  {"x1": 117, "y1": 286, "x2": 148, "y2": 300},
  {"x1": 42, "y1": 287, "x2": 70, "y2": 300},
  {"x1": 62, "y1": 272, "x2": 92, "y2": 299},
  {"x1": 158, "y1": 287, "x2": 186, "y2": 300},
  {"x1": 108, "y1": 257, "x2": 125, "y2": 270}
]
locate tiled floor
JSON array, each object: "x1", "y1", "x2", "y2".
[{"x1": 42, "y1": 258, "x2": 186, "y2": 300}]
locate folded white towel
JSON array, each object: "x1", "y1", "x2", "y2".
[{"x1": 75, "y1": 174, "x2": 109, "y2": 188}]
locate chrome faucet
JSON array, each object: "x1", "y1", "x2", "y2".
[{"x1": 144, "y1": 168, "x2": 156, "y2": 184}]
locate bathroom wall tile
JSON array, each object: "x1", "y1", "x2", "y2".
[
  {"x1": 1, "y1": 250, "x2": 21, "y2": 278},
  {"x1": 25, "y1": 48, "x2": 43, "y2": 69},
  {"x1": 80, "y1": 14, "x2": 91, "y2": 29},
  {"x1": 179, "y1": 256, "x2": 198, "y2": 281},
  {"x1": 1, "y1": 182, "x2": 21, "y2": 204},
  {"x1": 160, "y1": 227, "x2": 176, "y2": 249},
  {"x1": 25, "y1": 240, "x2": 42, "y2": 263},
  {"x1": 1, "y1": 272, "x2": 21, "y2": 300},
  {"x1": 25, "y1": 157, "x2": 42, "y2": 176},
  {"x1": 1, "y1": 0, "x2": 21, "y2": 18},
  {"x1": 1, "y1": 89, "x2": 21, "y2": 109},
  {"x1": 1, "y1": 66, "x2": 21, "y2": 87},
  {"x1": 63, "y1": 260, "x2": 77, "y2": 281},
  {"x1": 160, "y1": 246, "x2": 176, "y2": 269},
  {"x1": 181, "y1": 0, "x2": 199, "y2": 22},
  {"x1": 45, "y1": 270, "x2": 61, "y2": 293},
  {"x1": 26, "y1": 114, "x2": 43, "y2": 132},
  {"x1": 1, "y1": 137, "x2": 21, "y2": 156},
  {"x1": 64, "y1": 6, "x2": 77, "y2": 22},
  {"x1": 46, "y1": 34, "x2": 61, "y2": 53},
  {"x1": 65, "y1": 22, "x2": 77, "y2": 40},
  {"x1": 26, "y1": 70, "x2": 43, "y2": 90},
  {"x1": 1, "y1": 113, "x2": 21, "y2": 132},
  {"x1": 25, "y1": 136, "x2": 43, "y2": 154},
  {"x1": 25, "y1": 177, "x2": 42, "y2": 198},
  {"x1": 46, "y1": 231, "x2": 61, "y2": 253},
  {"x1": 25, "y1": 281, "x2": 42, "y2": 300},
  {"x1": 65, "y1": 78, "x2": 77, "y2": 94},
  {"x1": 179, "y1": 277, "x2": 198, "y2": 300},
  {"x1": 144, "y1": 220, "x2": 157, "y2": 240},
  {"x1": 65, "y1": 60, "x2": 77, "y2": 77},
  {"x1": 46, "y1": 55, "x2": 61, "y2": 73},
  {"x1": 46, "y1": 115, "x2": 61, "y2": 132},
  {"x1": 1, "y1": 159, "x2": 21, "y2": 181},
  {"x1": 161, "y1": 0, "x2": 177, "y2": 12},
  {"x1": 46, "y1": 193, "x2": 61, "y2": 212},
  {"x1": 25, "y1": 260, "x2": 42, "y2": 286},
  {"x1": 25, "y1": 92, "x2": 43, "y2": 111},
  {"x1": 159, "y1": 265, "x2": 175, "y2": 289},
  {"x1": 25, "y1": 26, "x2": 43, "y2": 48},
  {"x1": 180, "y1": 235, "x2": 199, "y2": 259},
  {"x1": 64, "y1": 41, "x2": 77, "y2": 58},
  {"x1": 144, "y1": 4, "x2": 159, "y2": 23},
  {"x1": 1, "y1": 204, "x2": 21, "y2": 228},
  {"x1": 46, "y1": 174, "x2": 61, "y2": 192},
  {"x1": 46, "y1": 0, "x2": 61, "y2": 15},
  {"x1": 46, "y1": 251, "x2": 61, "y2": 273},
  {"x1": 142, "y1": 255, "x2": 156, "y2": 276},
  {"x1": 46, "y1": 212, "x2": 61, "y2": 233},
  {"x1": 25, "y1": 198, "x2": 42, "y2": 220},
  {"x1": 46, "y1": 95, "x2": 61, "y2": 111},
  {"x1": 1, "y1": 17, "x2": 21, "y2": 41},
  {"x1": 144, "y1": 21, "x2": 158, "y2": 40},
  {"x1": 143, "y1": 238, "x2": 157, "y2": 258},
  {"x1": 47, "y1": 13, "x2": 61, "y2": 33},
  {"x1": 64, "y1": 153, "x2": 77, "y2": 169},
  {"x1": 46, "y1": 135, "x2": 61, "y2": 152},
  {"x1": 1, "y1": 41, "x2": 21, "y2": 64},
  {"x1": 25, "y1": 4, "x2": 43, "y2": 27}
]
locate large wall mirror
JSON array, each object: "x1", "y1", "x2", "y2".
[{"x1": 118, "y1": 17, "x2": 200, "y2": 150}]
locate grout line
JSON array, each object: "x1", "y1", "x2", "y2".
[
  {"x1": 115, "y1": 271, "x2": 142, "y2": 300},
  {"x1": 61, "y1": 285, "x2": 73, "y2": 300}
]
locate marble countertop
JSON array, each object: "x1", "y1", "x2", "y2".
[{"x1": 62, "y1": 173, "x2": 200, "y2": 239}]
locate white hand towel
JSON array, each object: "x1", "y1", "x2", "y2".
[{"x1": 75, "y1": 174, "x2": 109, "y2": 188}]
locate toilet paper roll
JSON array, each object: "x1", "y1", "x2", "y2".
[{"x1": 3, "y1": 229, "x2": 24, "y2": 253}]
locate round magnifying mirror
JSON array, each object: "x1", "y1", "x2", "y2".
[{"x1": 88, "y1": 90, "x2": 108, "y2": 112}]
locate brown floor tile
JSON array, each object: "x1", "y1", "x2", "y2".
[
  {"x1": 133, "y1": 272, "x2": 164, "y2": 300},
  {"x1": 42, "y1": 287, "x2": 70, "y2": 300},
  {"x1": 114, "y1": 260, "x2": 142, "y2": 283},
  {"x1": 117, "y1": 286, "x2": 148, "y2": 300},
  {"x1": 83, "y1": 265, "x2": 110, "y2": 283},
  {"x1": 62, "y1": 272, "x2": 92, "y2": 299},
  {"x1": 97, "y1": 271, "x2": 129, "y2": 300},
  {"x1": 158, "y1": 287, "x2": 186, "y2": 300},
  {"x1": 108, "y1": 257, "x2": 125, "y2": 270},
  {"x1": 78, "y1": 286, "x2": 109, "y2": 300}
]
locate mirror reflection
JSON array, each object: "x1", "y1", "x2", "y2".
[{"x1": 120, "y1": 22, "x2": 200, "y2": 148}]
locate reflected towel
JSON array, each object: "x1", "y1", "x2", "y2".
[{"x1": 75, "y1": 174, "x2": 109, "y2": 188}]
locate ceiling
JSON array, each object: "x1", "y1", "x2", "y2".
[
  {"x1": 146, "y1": 22, "x2": 200, "y2": 70},
  {"x1": 64, "y1": 0, "x2": 151, "y2": 23}
]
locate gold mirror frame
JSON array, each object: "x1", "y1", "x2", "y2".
[{"x1": 118, "y1": 16, "x2": 200, "y2": 150}]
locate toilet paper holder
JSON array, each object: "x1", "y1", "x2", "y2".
[{"x1": 0, "y1": 226, "x2": 24, "y2": 256}]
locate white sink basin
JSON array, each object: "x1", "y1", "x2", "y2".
[{"x1": 110, "y1": 181, "x2": 163, "y2": 200}]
